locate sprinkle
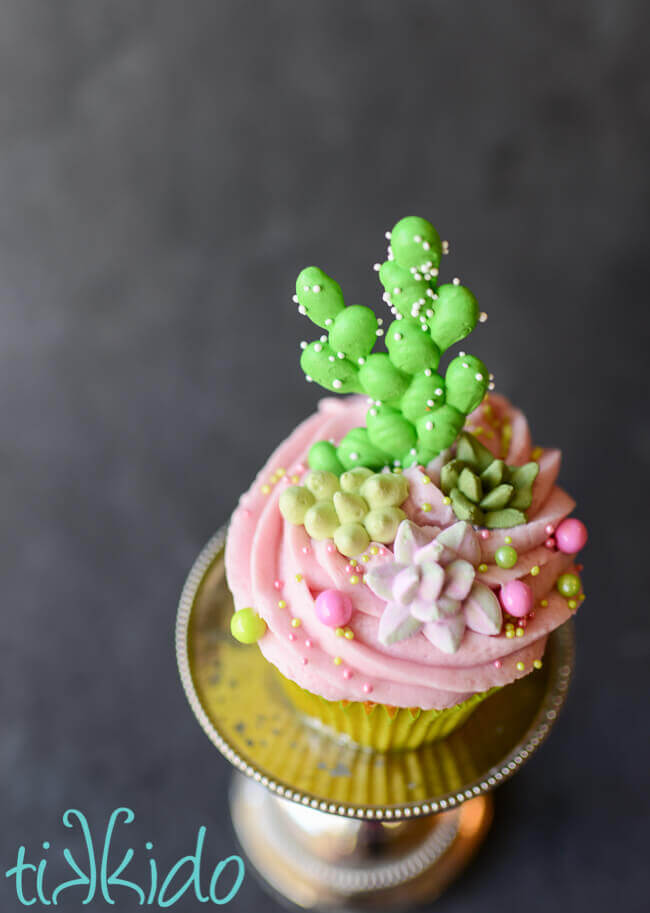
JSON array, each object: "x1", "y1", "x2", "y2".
[
  {"x1": 568, "y1": 599, "x2": 578, "y2": 610},
  {"x1": 506, "y1": 629, "x2": 515, "y2": 639},
  {"x1": 295, "y1": 573, "x2": 303, "y2": 582},
  {"x1": 312, "y1": 284, "x2": 321, "y2": 293},
  {"x1": 443, "y1": 496, "x2": 451, "y2": 505},
  {"x1": 277, "y1": 600, "x2": 287, "y2": 609},
  {"x1": 349, "y1": 559, "x2": 357, "y2": 566},
  {"x1": 344, "y1": 629, "x2": 354, "y2": 640},
  {"x1": 288, "y1": 633, "x2": 295, "y2": 641},
  {"x1": 452, "y1": 277, "x2": 461, "y2": 286},
  {"x1": 478, "y1": 563, "x2": 488, "y2": 573},
  {"x1": 532, "y1": 447, "x2": 543, "y2": 460},
  {"x1": 516, "y1": 661, "x2": 525, "y2": 672},
  {"x1": 545, "y1": 537, "x2": 556, "y2": 549},
  {"x1": 545, "y1": 524, "x2": 554, "y2": 535},
  {"x1": 494, "y1": 660, "x2": 502, "y2": 669},
  {"x1": 533, "y1": 660, "x2": 543, "y2": 670},
  {"x1": 349, "y1": 575, "x2": 360, "y2": 585},
  {"x1": 291, "y1": 474, "x2": 300, "y2": 483},
  {"x1": 335, "y1": 628, "x2": 344, "y2": 637},
  {"x1": 479, "y1": 311, "x2": 488, "y2": 323},
  {"x1": 332, "y1": 379, "x2": 342, "y2": 389},
  {"x1": 363, "y1": 683, "x2": 373, "y2": 695},
  {"x1": 273, "y1": 580, "x2": 283, "y2": 590},
  {"x1": 504, "y1": 536, "x2": 512, "y2": 545},
  {"x1": 425, "y1": 421, "x2": 433, "y2": 431},
  {"x1": 540, "y1": 599, "x2": 548, "y2": 607},
  {"x1": 342, "y1": 669, "x2": 352, "y2": 680},
  {"x1": 422, "y1": 502, "x2": 432, "y2": 512},
  {"x1": 361, "y1": 554, "x2": 370, "y2": 562},
  {"x1": 305, "y1": 639, "x2": 312, "y2": 648},
  {"x1": 516, "y1": 627, "x2": 524, "y2": 637},
  {"x1": 291, "y1": 618, "x2": 301, "y2": 628},
  {"x1": 421, "y1": 475, "x2": 430, "y2": 485},
  {"x1": 301, "y1": 657, "x2": 308, "y2": 665},
  {"x1": 530, "y1": 566, "x2": 540, "y2": 577},
  {"x1": 333, "y1": 657, "x2": 342, "y2": 666},
  {"x1": 580, "y1": 593, "x2": 586, "y2": 601},
  {"x1": 480, "y1": 530, "x2": 490, "y2": 540},
  {"x1": 370, "y1": 546, "x2": 379, "y2": 555},
  {"x1": 327, "y1": 543, "x2": 336, "y2": 553},
  {"x1": 261, "y1": 485, "x2": 271, "y2": 495}
]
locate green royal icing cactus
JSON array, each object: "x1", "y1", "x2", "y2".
[
  {"x1": 295, "y1": 216, "x2": 490, "y2": 472},
  {"x1": 440, "y1": 432, "x2": 539, "y2": 528}
]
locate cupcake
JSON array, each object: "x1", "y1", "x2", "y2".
[{"x1": 225, "y1": 216, "x2": 587, "y2": 752}]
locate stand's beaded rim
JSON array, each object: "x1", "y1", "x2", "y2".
[{"x1": 176, "y1": 526, "x2": 575, "y2": 820}]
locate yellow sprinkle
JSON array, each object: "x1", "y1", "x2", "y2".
[
  {"x1": 533, "y1": 660, "x2": 543, "y2": 670},
  {"x1": 349, "y1": 575, "x2": 360, "y2": 585},
  {"x1": 344, "y1": 629, "x2": 354, "y2": 640},
  {"x1": 504, "y1": 535, "x2": 512, "y2": 544},
  {"x1": 531, "y1": 447, "x2": 543, "y2": 460},
  {"x1": 516, "y1": 627, "x2": 524, "y2": 637},
  {"x1": 361, "y1": 554, "x2": 370, "y2": 562},
  {"x1": 506, "y1": 630, "x2": 515, "y2": 639},
  {"x1": 277, "y1": 600, "x2": 287, "y2": 609},
  {"x1": 295, "y1": 573, "x2": 303, "y2": 582},
  {"x1": 422, "y1": 502, "x2": 432, "y2": 512},
  {"x1": 276, "y1": 467, "x2": 286, "y2": 477},
  {"x1": 568, "y1": 599, "x2": 577, "y2": 610},
  {"x1": 291, "y1": 618, "x2": 301, "y2": 628},
  {"x1": 349, "y1": 559, "x2": 357, "y2": 567},
  {"x1": 478, "y1": 563, "x2": 488, "y2": 573},
  {"x1": 335, "y1": 627, "x2": 344, "y2": 637},
  {"x1": 393, "y1": 467, "x2": 403, "y2": 475},
  {"x1": 261, "y1": 484, "x2": 271, "y2": 495},
  {"x1": 333, "y1": 656, "x2": 342, "y2": 666},
  {"x1": 580, "y1": 593, "x2": 586, "y2": 601},
  {"x1": 421, "y1": 475, "x2": 430, "y2": 484},
  {"x1": 474, "y1": 426, "x2": 484, "y2": 435},
  {"x1": 516, "y1": 661, "x2": 525, "y2": 672},
  {"x1": 530, "y1": 565, "x2": 540, "y2": 576},
  {"x1": 370, "y1": 546, "x2": 379, "y2": 555},
  {"x1": 540, "y1": 598, "x2": 548, "y2": 607},
  {"x1": 506, "y1": 622, "x2": 515, "y2": 630},
  {"x1": 290, "y1": 474, "x2": 300, "y2": 484},
  {"x1": 443, "y1": 496, "x2": 451, "y2": 505}
]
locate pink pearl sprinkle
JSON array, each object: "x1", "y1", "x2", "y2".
[
  {"x1": 500, "y1": 579, "x2": 534, "y2": 617},
  {"x1": 555, "y1": 518, "x2": 588, "y2": 554},
  {"x1": 327, "y1": 544, "x2": 336, "y2": 553},
  {"x1": 273, "y1": 580, "x2": 283, "y2": 591},
  {"x1": 494, "y1": 660, "x2": 502, "y2": 669},
  {"x1": 315, "y1": 589, "x2": 353, "y2": 627},
  {"x1": 301, "y1": 657, "x2": 308, "y2": 665},
  {"x1": 302, "y1": 546, "x2": 311, "y2": 555},
  {"x1": 545, "y1": 537, "x2": 556, "y2": 549},
  {"x1": 288, "y1": 633, "x2": 295, "y2": 641},
  {"x1": 342, "y1": 669, "x2": 352, "y2": 680},
  {"x1": 529, "y1": 611, "x2": 536, "y2": 619},
  {"x1": 363, "y1": 683, "x2": 373, "y2": 694},
  {"x1": 480, "y1": 529, "x2": 490, "y2": 540},
  {"x1": 305, "y1": 639, "x2": 313, "y2": 648},
  {"x1": 296, "y1": 463, "x2": 306, "y2": 473},
  {"x1": 545, "y1": 524, "x2": 554, "y2": 536}
]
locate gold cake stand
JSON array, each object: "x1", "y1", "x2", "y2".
[{"x1": 176, "y1": 527, "x2": 574, "y2": 910}]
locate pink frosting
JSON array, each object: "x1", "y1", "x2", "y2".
[{"x1": 225, "y1": 394, "x2": 583, "y2": 710}]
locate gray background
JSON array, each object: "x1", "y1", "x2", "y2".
[{"x1": 1, "y1": 1, "x2": 649, "y2": 911}]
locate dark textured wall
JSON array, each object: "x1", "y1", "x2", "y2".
[{"x1": 1, "y1": 2, "x2": 648, "y2": 911}]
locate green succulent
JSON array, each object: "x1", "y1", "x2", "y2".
[
  {"x1": 295, "y1": 216, "x2": 491, "y2": 472},
  {"x1": 440, "y1": 433, "x2": 539, "y2": 528}
]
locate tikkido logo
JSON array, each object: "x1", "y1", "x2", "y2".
[{"x1": 5, "y1": 808, "x2": 245, "y2": 907}]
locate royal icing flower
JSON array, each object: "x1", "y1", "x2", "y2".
[{"x1": 365, "y1": 519, "x2": 502, "y2": 653}]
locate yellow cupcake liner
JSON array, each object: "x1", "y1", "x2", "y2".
[{"x1": 278, "y1": 673, "x2": 498, "y2": 752}]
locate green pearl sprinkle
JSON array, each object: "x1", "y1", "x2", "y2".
[
  {"x1": 231, "y1": 608, "x2": 267, "y2": 644},
  {"x1": 556, "y1": 572, "x2": 581, "y2": 598},
  {"x1": 494, "y1": 545, "x2": 518, "y2": 569}
]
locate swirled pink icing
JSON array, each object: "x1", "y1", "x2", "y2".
[{"x1": 225, "y1": 394, "x2": 583, "y2": 710}]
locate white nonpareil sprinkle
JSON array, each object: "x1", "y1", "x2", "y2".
[
  {"x1": 434, "y1": 387, "x2": 443, "y2": 395},
  {"x1": 376, "y1": 329, "x2": 384, "y2": 336},
  {"x1": 358, "y1": 357, "x2": 365, "y2": 365},
  {"x1": 314, "y1": 343, "x2": 322, "y2": 352},
  {"x1": 292, "y1": 294, "x2": 299, "y2": 303},
  {"x1": 479, "y1": 312, "x2": 488, "y2": 323},
  {"x1": 300, "y1": 341, "x2": 307, "y2": 349},
  {"x1": 394, "y1": 333, "x2": 402, "y2": 341},
  {"x1": 475, "y1": 373, "x2": 484, "y2": 381},
  {"x1": 337, "y1": 352, "x2": 345, "y2": 359},
  {"x1": 306, "y1": 375, "x2": 313, "y2": 382},
  {"x1": 349, "y1": 451, "x2": 358, "y2": 459},
  {"x1": 312, "y1": 285, "x2": 321, "y2": 293},
  {"x1": 425, "y1": 421, "x2": 433, "y2": 431},
  {"x1": 332, "y1": 379, "x2": 342, "y2": 389},
  {"x1": 413, "y1": 234, "x2": 422, "y2": 242},
  {"x1": 373, "y1": 263, "x2": 381, "y2": 271},
  {"x1": 424, "y1": 368, "x2": 432, "y2": 377},
  {"x1": 320, "y1": 335, "x2": 327, "y2": 342},
  {"x1": 325, "y1": 318, "x2": 333, "y2": 326},
  {"x1": 452, "y1": 277, "x2": 460, "y2": 286},
  {"x1": 298, "y1": 305, "x2": 307, "y2": 315}
]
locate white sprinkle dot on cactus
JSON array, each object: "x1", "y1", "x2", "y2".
[
  {"x1": 426, "y1": 288, "x2": 435, "y2": 298},
  {"x1": 382, "y1": 292, "x2": 390, "y2": 302},
  {"x1": 292, "y1": 294, "x2": 299, "y2": 303},
  {"x1": 393, "y1": 287, "x2": 401, "y2": 294},
  {"x1": 424, "y1": 369, "x2": 432, "y2": 377},
  {"x1": 393, "y1": 459, "x2": 401, "y2": 467},
  {"x1": 410, "y1": 448, "x2": 417, "y2": 455},
  {"x1": 369, "y1": 408, "x2": 377, "y2": 416},
  {"x1": 434, "y1": 387, "x2": 443, "y2": 396},
  {"x1": 431, "y1": 268, "x2": 439, "y2": 277},
  {"x1": 332, "y1": 379, "x2": 342, "y2": 389},
  {"x1": 367, "y1": 397, "x2": 374, "y2": 404},
  {"x1": 314, "y1": 343, "x2": 323, "y2": 352},
  {"x1": 489, "y1": 373, "x2": 495, "y2": 380},
  {"x1": 320, "y1": 335, "x2": 327, "y2": 343},
  {"x1": 475, "y1": 373, "x2": 484, "y2": 381},
  {"x1": 419, "y1": 315, "x2": 427, "y2": 323},
  {"x1": 377, "y1": 318, "x2": 383, "y2": 325},
  {"x1": 303, "y1": 285, "x2": 310, "y2": 291},
  {"x1": 462, "y1": 362, "x2": 469, "y2": 368},
  {"x1": 425, "y1": 421, "x2": 434, "y2": 431},
  {"x1": 385, "y1": 231, "x2": 391, "y2": 239},
  {"x1": 373, "y1": 263, "x2": 381, "y2": 271},
  {"x1": 459, "y1": 351, "x2": 466, "y2": 357},
  {"x1": 488, "y1": 382, "x2": 495, "y2": 391},
  {"x1": 394, "y1": 333, "x2": 402, "y2": 341},
  {"x1": 298, "y1": 305, "x2": 307, "y2": 315},
  {"x1": 306, "y1": 375, "x2": 313, "y2": 382},
  {"x1": 426, "y1": 309, "x2": 434, "y2": 317},
  {"x1": 328, "y1": 356, "x2": 335, "y2": 362},
  {"x1": 349, "y1": 451, "x2": 358, "y2": 460},
  {"x1": 479, "y1": 312, "x2": 488, "y2": 323},
  {"x1": 452, "y1": 277, "x2": 461, "y2": 286},
  {"x1": 442, "y1": 240, "x2": 450, "y2": 253},
  {"x1": 325, "y1": 318, "x2": 333, "y2": 326},
  {"x1": 300, "y1": 341, "x2": 307, "y2": 349},
  {"x1": 413, "y1": 235, "x2": 422, "y2": 243},
  {"x1": 337, "y1": 352, "x2": 345, "y2": 359},
  {"x1": 376, "y1": 329, "x2": 384, "y2": 336},
  {"x1": 420, "y1": 324, "x2": 428, "y2": 331},
  {"x1": 312, "y1": 284, "x2": 321, "y2": 293},
  {"x1": 422, "y1": 241, "x2": 430, "y2": 251},
  {"x1": 413, "y1": 272, "x2": 422, "y2": 281},
  {"x1": 387, "y1": 252, "x2": 394, "y2": 261},
  {"x1": 418, "y1": 298, "x2": 426, "y2": 305},
  {"x1": 427, "y1": 399, "x2": 435, "y2": 407},
  {"x1": 358, "y1": 357, "x2": 366, "y2": 365}
]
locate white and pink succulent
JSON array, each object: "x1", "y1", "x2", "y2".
[{"x1": 365, "y1": 519, "x2": 502, "y2": 653}]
